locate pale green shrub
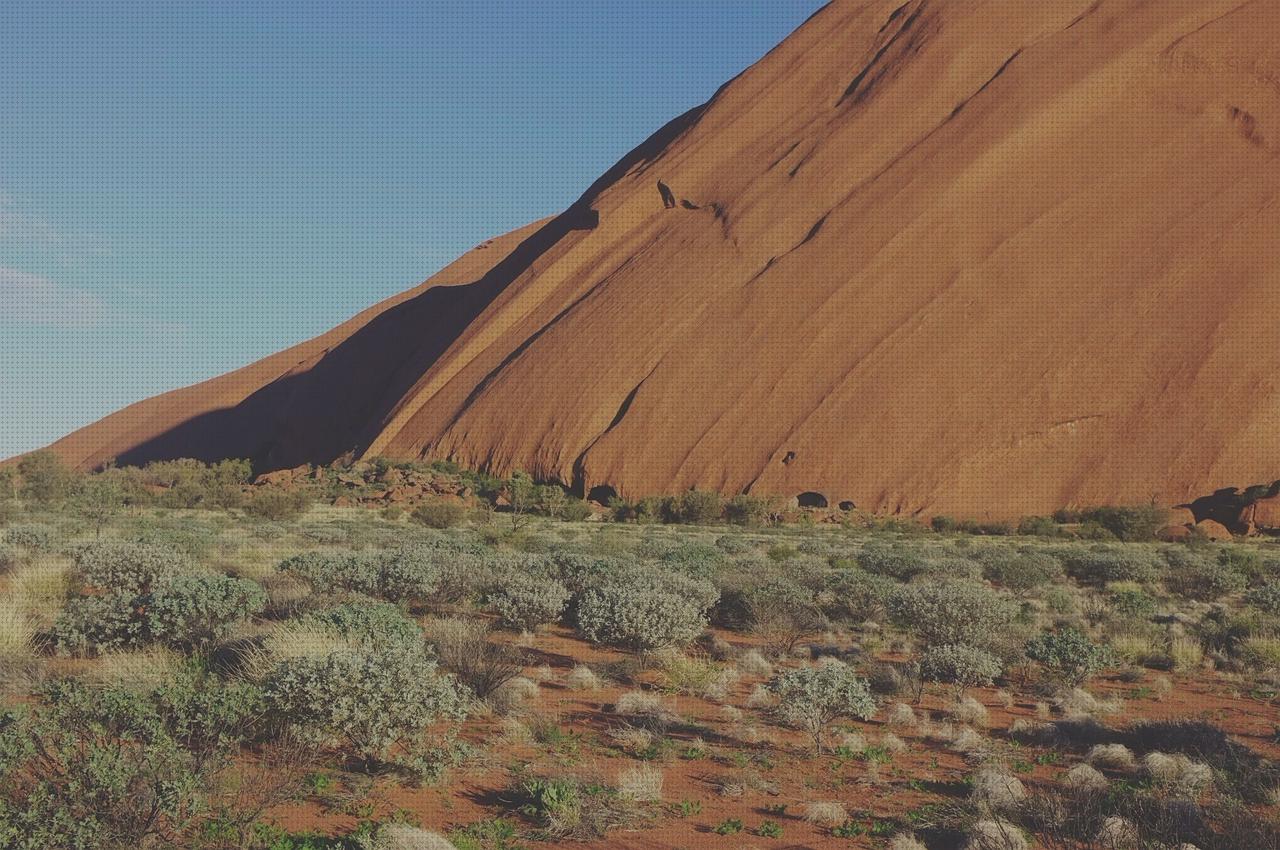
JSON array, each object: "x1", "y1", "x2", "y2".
[
  {"x1": 488, "y1": 574, "x2": 569, "y2": 631},
  {"x1": 768, "y1": 660, "x2": 876, "y2": 752}
]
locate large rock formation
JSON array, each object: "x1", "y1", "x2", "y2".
[{"x1": 33, "y1": 0, "x2": 1280, "y2": 518}]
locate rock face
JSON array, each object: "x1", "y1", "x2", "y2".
[{"x1": 32, "y1": 0, "x2": 1280, "y2": 518}]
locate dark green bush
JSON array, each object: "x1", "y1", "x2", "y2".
[
  {"x1": 661, "y1": 489, "x2": 723, "y2": 524},
  {"x1": 0, "y1": 673, "x2": 260, "y2": 850},
  {"x1": 1057, "y1": 545, "x2": 1162, "y2": 585},
  {"x1": 413, "y1": 498, "x2": 467, "y2": 529},
  {"x1": 244, "y1": 488, "x2": 311, "y2": 521},
  {"x1": 1164, "y1": 549, "x2": 1247, "y2": 601},
  {"x1": 1078, "y1": 505, "x2": 1167, "y2": 542},
  {"x1": 3, "y1": 523, "x2": 56, "y2": 552}
]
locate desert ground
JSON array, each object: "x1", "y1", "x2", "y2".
[{"x1": 3, "y1": 455, "x2": 1280, "y2": 849}]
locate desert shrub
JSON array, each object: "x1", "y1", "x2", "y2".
[
  {"x1": 52, "y1": 574, "x2": 264, "y2": 654},
  {"x1": 266, "y1": 644, "x2": 465, "y2": 765},
  {"x1": 277, "y1": 550, "x2": 381, "y2": 595},
  {"x1": 511, "y1": 775, "x2": 638, "y2": 839},
  {"x1": 413, "y1": 499, "x2": 467, "y2": 529},
  {"x1": 0, "y1": 543, "x2": 21, "y2": 574},
  {"x1": 559, "y1": 499, "x2": 593, "y2": 522},
  {"x1": 821, "y1": 568, "x2": 895, "y2": 622},
  {"x1": 244, "y1": 488, "x2": 311, "y2": 521},
  {"x1": 1057, "y1": 545, "x2": 1162, "y2": 586},
  {"x1": 300, "y1": 600, "x2": 422, "y2": 647},
  {"x1": 1108, "y1": 586, "x2": 1157, "y2": 618},
  {"x1": 16, "y1": 451, "x2": 75, "y2": 504},
  {"x1": 660, "y1": 489, "x2": 723, "y2": 524},
  {"x1": 427, "y1": 618, "x2": 525, "y2": 700},
  {"x1": 1217, "y1": 546, "x2": 1267, "y2": 583},
  {"x1": 888, "y1": 581, "x2": 1016, "y2": 650},
  {"x1": 377, "y1": 545, "x2": 447, "y2": 602},
  {"x1": 145, "y1": 574, "x2": 266, "y2": 648},
  {"x1": 575, "y1": 569, "x2": 717, "y2": 650},
  {"x1": 52, "y1": 593, "x2": 148, "y2": 655},
  {"x1": 975, "y1": 548, "x2": 1063, "y2": 592},
  {"x1": 1163, "y1": 549, "x2": 1247, "y2": 601},
  {"x1": 748, "y1": 577, "x2": 826, "y2": 656},
  {"x1": 73, "y1": 540, "x2": 192, "y2": 594},
  {"x1": 3, "y1": 523, "x2": 56, "y2": 552},
  {"x1": 1078, "y1": 505, "x2": 1167, "y2": 541},
  {"x1": 919, "y1": 644, "x2": 1003, "y2": 689},
  {"x1": 723, "y1": 494, "x2": 775, "y2": 526},
  {"x1": 0, "y1": 673, "x2": 260, "y2": 850},
  {"x1": 488, "y1": 574, "x2": 569, "y2": 631},
  {"x1": 858, "y1": 543, "x2": 935, "y2": 580},
  {"x1": 768, "y1": 660, "x2": 876, "y2": 752},
  {"x1": 1025, "y1": 628, "x2": 1113, "y2": 686},
  {"x1": 1246, "y1": 582, "x2": 1280, "y2": 616}
]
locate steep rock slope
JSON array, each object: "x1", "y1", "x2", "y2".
[{"x1": 41, "y1": 0, "x2": 1280, "y2": 517}]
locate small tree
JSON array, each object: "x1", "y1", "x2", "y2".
[
  {"x1": 1025, "y1": 628, "x2": 1113, "y2": 687},
  {"x1": 538, "y1": 485, "x2": 568, "y2": 520},
  {"x1": 17, "y1": 450, "x2": 74, "y2": 504},
  {"x1": 72, "y1": 475, "x2": 124, "y2": 537},
  {"x1": 506, "y1": 471, "x2": 537, "y2": 531},
  {"x1": 768, "y1": 661, "x2": 877, "y2": 753}
]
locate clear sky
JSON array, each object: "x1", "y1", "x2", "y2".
[{"x1": 0, "y1": 0, "x2": 824, "y2": 458}]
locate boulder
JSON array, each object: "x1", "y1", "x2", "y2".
[
  {"x1": 254, "y1": 464, "x2": 309, "y2": 486},
  {"x1": 1243, "y1": 494, "x2": 1280, "y2": 534},
  {"x1": 1194, "y1": 519, "x2": 1233, "y2": 541},
  {"x1": 1166, "y1": 507, "x2": 1196, "y2": 526},
  {"x1": 1158, "y1": 525, "x2": 1192, "y2": 542}
]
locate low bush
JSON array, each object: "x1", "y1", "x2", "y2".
[
  {"x1": 888, "y1": 581, "x2": 1016, "y2": 650},
  {"x1": 488, "y1": 574, "x2": 569, "y2": 631},
  {"x1": 145, "y1": 574, "x2": 266, "y2": 649},
  {"x1": 413, "y1": 499, "x2": 466, "y2": 529},
  {"x1": 1163, "y1": 549, "x2": 1248, "y2": 601},
  {"x1": 427, "y1": 617, "x2": 525, "y2": 700},
  {"x1": 919, "y1": 644, "x2": 1003, "y2": 689},
  {"x1": 277, "y1": 550, "x2": 380, "y2": 595},
  {"x1": 3, "y1": 523, "x2": 56, "y2": 552},
  {"x1": 73, "y1": 540, "x2": 193, "y2": 594},
  {"x1": 974, "y1": 548, "x2": 1063, "y2": 592},
  {"x1": 1057, "y1": 545, "x2": 1163, "y2": 586},
  {"x1": 1246, "y1": 582, "x2": 1280, "y2": 616},
  {"x1": 299, "y1": 600, "x2": 423, "y2": 648},
  {"x1": 1078, "y1": 505, "x2": 1168, "y2": 541},
  {"x1": 575, "y1": 569, "x2": 717, "y2": 650},
  {"x1": 265, "y1": 644, "x2": 465, "y2": 766},
  {"x1": 52, "y1": 574, "x2": 265, "y2": 654},
  {"x1": 0, "y1": 543, "x2": 21, "y2": 573},
  {"x1": 244, "y1": 488, "x2": 311, "y2": 521},
  {"x1": 0, "y1": 673, "x2": 260, "y2": 850},
  {"x1": 660, "y1": 490, "x2": 723, "y2": 524}
]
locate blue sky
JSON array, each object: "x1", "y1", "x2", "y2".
[{"x1": 0, "y1": 0, "x2": 823, "y2": 458}]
